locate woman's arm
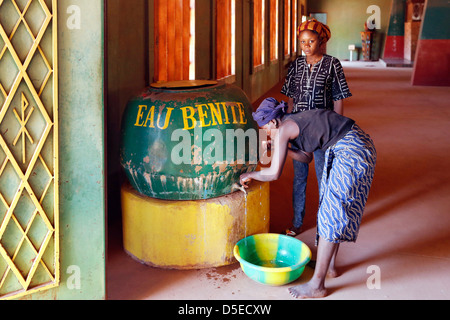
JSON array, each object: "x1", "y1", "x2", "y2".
[
  {"x1": 334, "y1": 99, "x2": 344, "y2": 115},
  {"x1": 240, "y1": 121, "x2": 298, "y2": 187},
  {"x1": 288, "y1": 148, "x2": 313, "y2": 163},
  {"x1": 287, "y1": 98, "x2": 294, "y2": 113}
]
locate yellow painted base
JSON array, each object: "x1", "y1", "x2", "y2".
[{"x1": 121, "y1": 181, "x2": 270, "y2": 269}]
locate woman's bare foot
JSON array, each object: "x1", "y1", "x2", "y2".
[
  {"x1": 289, "y1": 237, "x2": 337, "y2": 299},
  {"x1": 288, "y1": 282, "x2": 327, "y2": 299}
]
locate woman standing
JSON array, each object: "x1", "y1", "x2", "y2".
[{"x1": 281, "y1": 19, "x2": 352, "y2": 236}]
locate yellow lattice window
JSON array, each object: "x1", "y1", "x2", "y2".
[{"x1": 0, "y1": 0, "x2": 58, "y2": 299}]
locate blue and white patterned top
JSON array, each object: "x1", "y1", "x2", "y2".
[{"x1": 281, "y1": 54, "x2": 352, "y2": 113}]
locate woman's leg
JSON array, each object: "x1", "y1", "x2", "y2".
[
  {"x1": 291, "y1": 160, "x2": 309, "y2": 231},
  {"x1": 313, "y1": 149, "x2": 325, "y2": 194},
  {"x1": 327, "y1": 243, "x2": 340, "y2": 277},
  {"x1": 289, "y1": 237, "x2": 338, "y2": 298}
]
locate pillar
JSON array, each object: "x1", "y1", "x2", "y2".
[
  {"x1": 412, "y1": 0, "x2": 450, "y2": 86},
  {"x1": 383, "y1": 0, "x2": 406, "y2": 59}
]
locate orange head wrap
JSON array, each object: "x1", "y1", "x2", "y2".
[{"x1": 297, "y1": 18, "x2": 331, "y2": 43}]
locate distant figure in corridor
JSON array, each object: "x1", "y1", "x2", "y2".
[
  {"x1": 240, "y1": 98, "x2": 376, "y2": 298},
  {"x1": 281, "y1": 18, "x2": 352, "y2": 237}
]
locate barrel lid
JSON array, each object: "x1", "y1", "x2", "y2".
[{"x1": 150, "y1": 80, "x2": 218, "y2": 89}]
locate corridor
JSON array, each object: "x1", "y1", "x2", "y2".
[{"x1": 107, "y1": 62, "x2": 450, "y2": 300}]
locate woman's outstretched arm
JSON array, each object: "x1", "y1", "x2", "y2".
[{"x1": 240, "y1": 121, "x2": 299, "y2": 187}]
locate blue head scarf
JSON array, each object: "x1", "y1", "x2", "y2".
[{"x1": 252, "y1": 97, "x2": 288, "y2": 127}]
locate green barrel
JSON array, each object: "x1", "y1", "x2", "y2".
[{"x1": 120, "y1": 80, "x2": 259, "y2": 200}]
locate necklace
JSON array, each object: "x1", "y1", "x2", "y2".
[
  {"x1": 298, "y1": 56, "x2": 323, "y2": 111},
  {"x1": 301, "y1": 56, "x2": 322, "y2": 105},
  {"x1": 305, "y1": 61, "x2": 317, "y2": 88}
]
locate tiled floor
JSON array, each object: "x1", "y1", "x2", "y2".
[{"x1": 106, "y1": 62, "x2": 450, "y2": 300}]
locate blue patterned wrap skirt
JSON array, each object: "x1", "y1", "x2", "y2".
[{"x1": 317, "y1": 124, "x2": 376, "y2": 243}]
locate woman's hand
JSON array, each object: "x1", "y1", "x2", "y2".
[
  {"x1": 239, "y1": 172, "x2": 253, "y2": 188},
  {"x1": 262, "y1": 140, "x2": 272, "y2": 152}
]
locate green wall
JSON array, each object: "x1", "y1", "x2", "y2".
[{"x1": 308, "y1": 0, "x2": 392, "y2": 61}]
